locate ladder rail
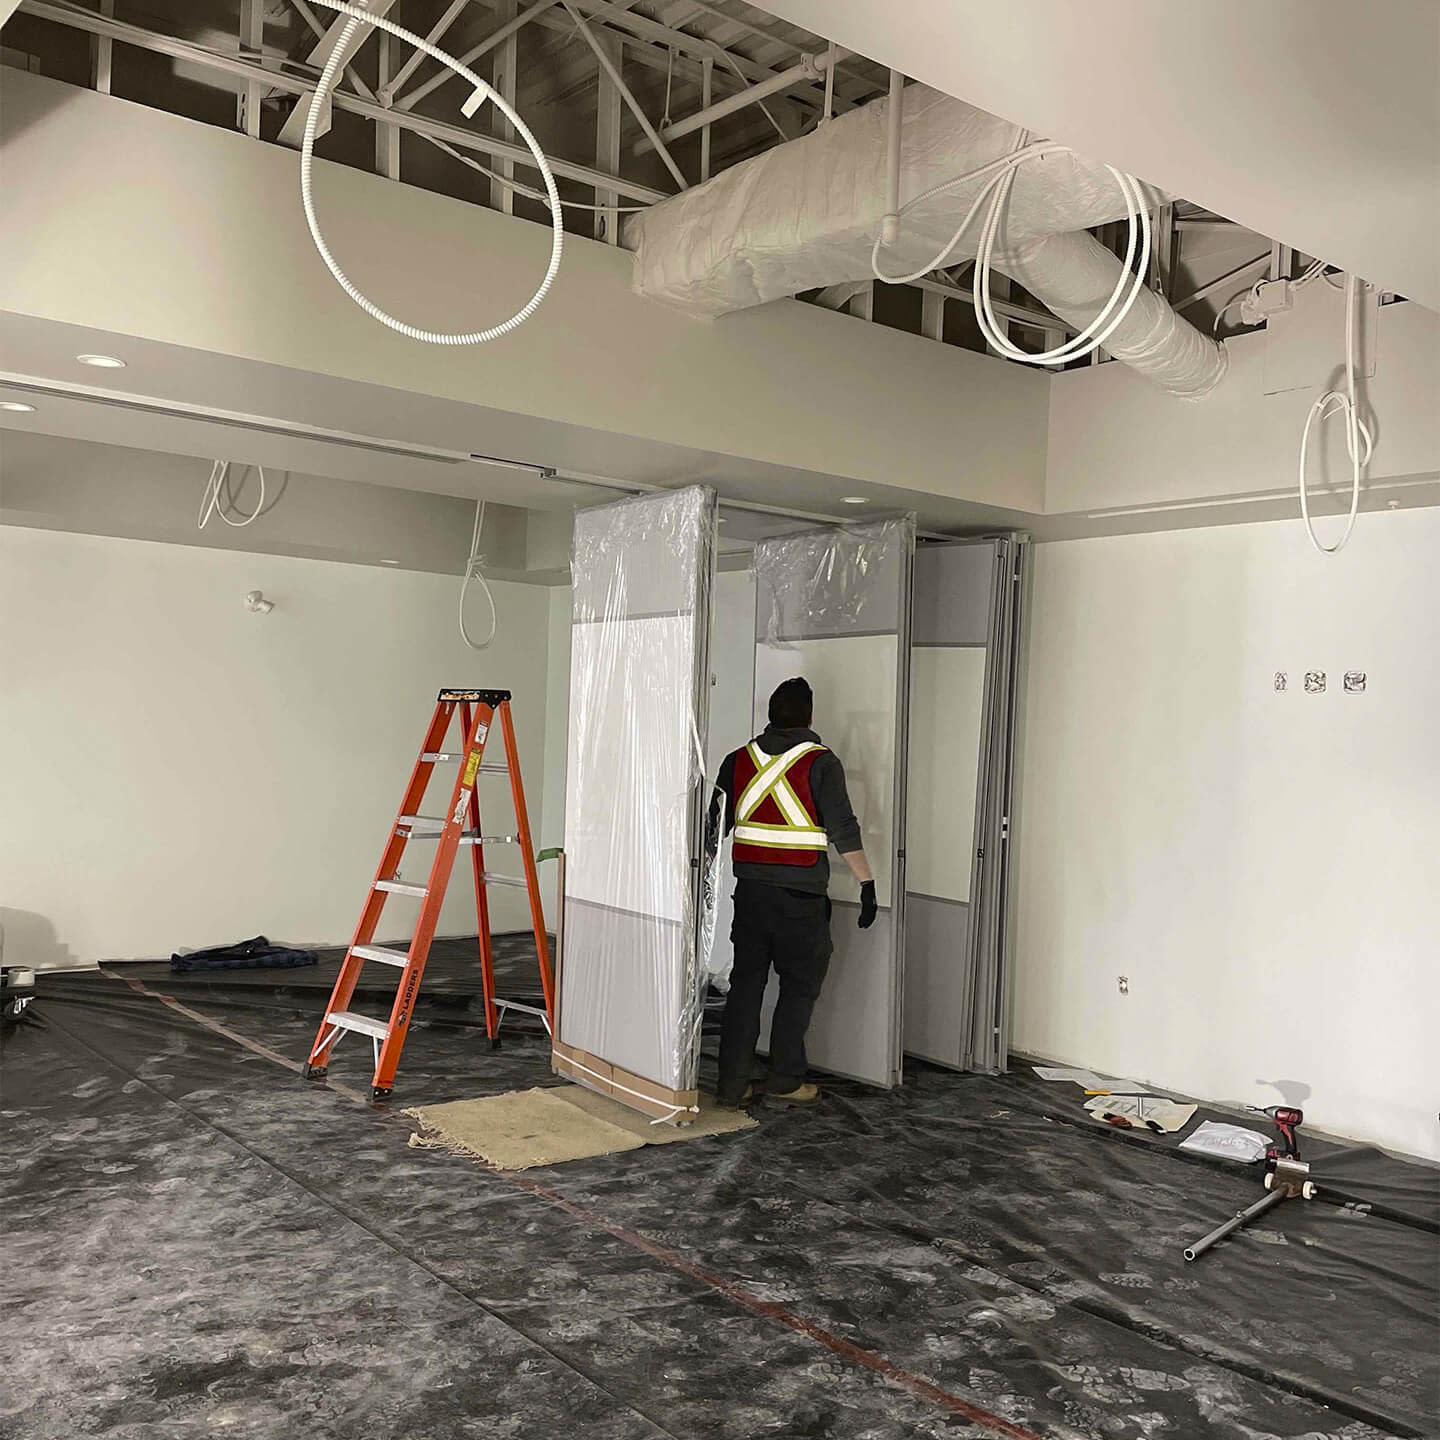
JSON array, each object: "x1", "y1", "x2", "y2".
[
  {"x1": 460, "y1": 702, "x2": 501, "y2": 1040},
  {"x1": 500, "y1": 698, "x2": 556, "y2": 1018},
  {"x1": 371, "y1": 700, "x2": 495, "y2": 1096},
  {"x1": 309, "y1": 699, "x2": 454, "y2": 1068}
]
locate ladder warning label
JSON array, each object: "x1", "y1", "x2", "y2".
[{"x1": 462, "y1": 750, "x2": 482, "y2": 786}]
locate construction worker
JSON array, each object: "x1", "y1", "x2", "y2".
[{"x1": 711, "y1": 677, "x2": 877, "y2": 1109}]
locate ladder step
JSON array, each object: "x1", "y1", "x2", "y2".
[
  {"x1": 398, "y1": 814, "x2": 449, "y2": 828},
  {"x1": 374, "y1": 878, "x2": 428, "y2": 897},
  {"x1": 351, "y1": 944, "x2": 411, "y2": 967},
  {"x1": 419, "y1": 754, "x2": 507, "y2": 775},
  {"x1": 327, "y1": 1009, "x2": 390, "y2": 1040},
  {"x1": 483, "y1": 872, "x2": 529, "y2": 889}
]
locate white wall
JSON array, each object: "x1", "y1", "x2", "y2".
[
  {"x1": 1012, "y1": 509, "x2": 1440, "y2": 1159},
  {"x1": 0, "y1": 526, "x2": 552, "y2": 969},
  {"x1": 1046, "y1": 294, "x2": 1440, "y2": 514}
]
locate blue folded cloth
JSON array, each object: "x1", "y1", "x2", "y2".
[{"x1": 170, "y1": 935, "x2": 318, "y2": 973}]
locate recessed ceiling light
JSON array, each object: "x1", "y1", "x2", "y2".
[
  {"x1": 841, "y1": 496, "x2": 868, "y2": 505},
  {"x1": 0, "y1": 401, "x2": 36, "y2": 413},
  {"x1": 76, "y1": 353, "x2": 126, "y2": 369}
]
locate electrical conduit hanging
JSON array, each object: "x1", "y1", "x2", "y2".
[
  {"x1": 1298, "y1": 271, "x2": 1373, "y2": 555},
  {"x1": 300, "y1": 1, "x2": 563, "y2": 345}
]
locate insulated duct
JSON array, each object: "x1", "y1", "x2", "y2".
[{"x1": 625, "y1": 85, "x2": 1225, "y2": 399}]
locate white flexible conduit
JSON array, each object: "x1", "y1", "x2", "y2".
[
  {"x1": 870, "y1": 134, "x2": 1153, "y2": 368},
  {"x1": 1299, "y1": 272, "x2": 1373, "y2": 555},
  {"x1": 300, "y1": 1, "x2": 563, "y2": 346},
  {"x1": 459, "y1": 499, "x2": 498, "y2": 650},
  {"x1": 198, "y1": 460, "x2": 266, "y2": 529}
]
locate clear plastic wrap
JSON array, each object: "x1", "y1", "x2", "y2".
[
  {"x1": 756, "y1": 515, "x2": 915, "y2": 645},
  {"x1": 555, "y1": 486, "x2": 716, "y2": 1119}
]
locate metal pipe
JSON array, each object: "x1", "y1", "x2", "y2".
[
  {"x1": 562, "y1": 0, "x2": 689, "y2": 191},
  {"x1": 655, "y1": 46, "x2": 847, "y2": 144},
  {"x1": 880, "y1": 69, "x2": 904, "y2": 247},
  {"x1": 19, "y1": 0, "x2": 667, "y2": 205},
  {"x1": 1184, "y1": 1187, "x2": 1287, "y2": 1262},
  {"x1": 699, "y1": 56, "x2": 713, "y2": 181}
]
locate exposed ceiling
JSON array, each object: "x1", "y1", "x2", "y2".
[
  {"x1": 751, "y1": 0, "x2": 1440, "y2": 311},
  {"x1": 2, "y1": 0, "x2": 1433, "y2": 575}
]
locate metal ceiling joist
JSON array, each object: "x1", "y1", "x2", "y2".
[{"x1": 19, "y1": 0, "x2": 669, "y2": 205}]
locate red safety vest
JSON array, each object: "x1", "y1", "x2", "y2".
[{"x1": 731, "y1": 740, "x2": 828, "y2": 866}]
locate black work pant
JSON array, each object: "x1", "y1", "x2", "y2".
[{"x1": 717, "y1": 880, "x2": 833, "y2": 1100}]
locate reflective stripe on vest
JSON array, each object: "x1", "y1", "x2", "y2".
[{"x1": 734, "y1": 741, "x2": 827, "y2": 852}]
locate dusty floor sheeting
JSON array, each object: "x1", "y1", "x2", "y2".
[{"x1": 3, "y1": 950, "x2": 1436, "y2": 1439}]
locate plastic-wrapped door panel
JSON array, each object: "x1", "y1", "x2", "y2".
[
  {"x1": 556, "y1": 487, "x2": 716, "y2": 1117},
  {"x1": 750, "y1": 517, "x2": 914, "y2": 1089}
]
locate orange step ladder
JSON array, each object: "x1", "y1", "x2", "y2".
[{"x1": 305, "y1": 688, "x2": 554, "y2": 1100}]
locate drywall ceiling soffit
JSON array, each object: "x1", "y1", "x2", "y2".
[
  {"x1": 0, "y1": 427, "x2": 559, "y2": 579},
  {"x1": 0, "y1": 312, "x2": 1034, "y2": 538},
  {"x1": 752, "y1": 0, "x2": 1440, "y2": 311}
]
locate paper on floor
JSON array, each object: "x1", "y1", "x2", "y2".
[
  {"x1": 1178, "y1": 1120, "x2": 1270, "y2": 1164},
  {"x1": 1084, "y1": 1094, "x2": 1197, "y2": 1133},
  {"x1": 1032, "y1": 1066, "x2": 1107, "y2": 1086}
]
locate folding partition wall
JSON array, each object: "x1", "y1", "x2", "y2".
[
  {"x1": 751, "y1": 517, "x2": 915, "y2": 1088},
  {"x1": 904, "y1": 537, "x2": 1026, "y2": 1073},
  {"x1": 554, "y1": 486, "x2": 717, "y2": 1120}
]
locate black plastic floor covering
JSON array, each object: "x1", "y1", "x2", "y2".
[{"x1": 2, "y1": 965, "x2": 1435, "y2": 1440}]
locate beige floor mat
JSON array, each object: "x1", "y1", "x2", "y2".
[{"x1": 405, "y1": 1085, "x2": 756, "y2": 1171}]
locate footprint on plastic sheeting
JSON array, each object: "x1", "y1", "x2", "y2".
[
  {"x1": 1099, "y1": 1271, "x2": 1154, "y2": 1289},
  {"x1": 1249, "y1": 1229, "x2": 1288, "y2": 1246},
  {"x1": 122, "y1": 1080, "x2": 144, "y2": 1094},
  {"x1": 1055, "y1": 1363, "x2": 1140, "y2": 1406},
  {"x1": 1118, "y1": 1368, "x2": 1190, "y2": 1393},
  {"x1": 72, "y1": 1077, "x2": 109, "y2": 1100}
]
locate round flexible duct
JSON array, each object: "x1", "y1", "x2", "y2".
[{"x1": 994, "y1": 230, "x2": 1227, "y2": 399}]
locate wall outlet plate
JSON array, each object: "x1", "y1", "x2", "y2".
[{"x1": 1305, "y1": 671, "x2": 1326, "y2": 694}]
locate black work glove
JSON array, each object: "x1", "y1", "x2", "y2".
[{"x1": 857, "y1": 881, "x2": 878, "y2": 930}]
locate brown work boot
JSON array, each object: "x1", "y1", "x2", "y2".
[
  {"x1": 715, "y1": 1084, "x2": 757, "y2": 1110},
  {"x1": 764, "y1": 1082, "x2": 819, "y2": 1109}
]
